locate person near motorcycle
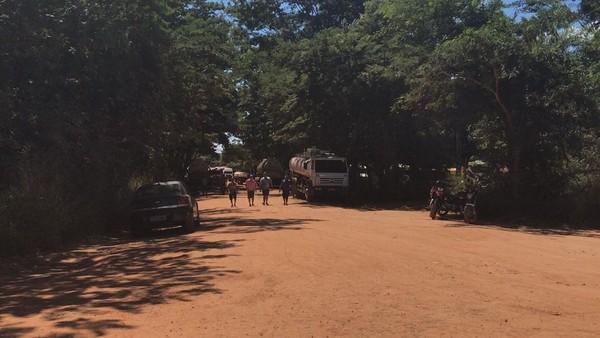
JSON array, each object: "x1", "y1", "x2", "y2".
[
  {"x1": 429, "y1": 180, "x2": 445, "y2": 219},
  {"x1": 430, "y1": 180, "x2": 443, "y2": 198}
]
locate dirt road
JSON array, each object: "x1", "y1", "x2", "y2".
[{"x1": 2, "y1": 193, "x2": 600, "y2": 337}]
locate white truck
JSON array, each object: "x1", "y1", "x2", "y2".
[{"x1": 289, "y1": 148, "x2": 349, "y2": 202}]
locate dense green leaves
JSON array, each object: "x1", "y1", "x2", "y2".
[
  {"x1": 231, "y1": 0, "x2": 599, "y2": 211},
  {"x1": 0, "y1": 0, "x2": 237, "y2": 254},
  {"x1": 1, "y1": 0, "x2": 599, "y2": 255}
]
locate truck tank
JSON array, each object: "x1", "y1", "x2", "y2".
[
  {"x1": 256, "y1": 158, "x2": 284, "y2": 186},
  {"x1": 289, "y1": 157, "x2": 311, "y2": 177}
]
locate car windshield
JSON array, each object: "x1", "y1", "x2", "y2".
[
  {"x1": 315, "y1": 160, "x2": 347, "y2": 173},
  {"x1": 136, "y1": 184, "x2": 181, "y2": 197}
]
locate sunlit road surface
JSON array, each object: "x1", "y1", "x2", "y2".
[{"x1": 2, "y1": 193, "x2": 600, "y2": 337}]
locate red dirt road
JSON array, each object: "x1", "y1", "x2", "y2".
[{"x1": 2, "y1": 193, "x2": 600, "y2": 337}]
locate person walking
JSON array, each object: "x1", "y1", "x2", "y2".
[
  {"x1": 280, "y1": 174, "x2": 291, "y2": 206},
  {"x1": 259, "y1": 175, "x2": 272, "y2": 206},
  {"x1": 226, "y1": 180, "x2": 238, "y2": 207},
  {"x1": 244, "y1": 175, "x2": 258, "y2": 207}
]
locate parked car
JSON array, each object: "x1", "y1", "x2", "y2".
[{"x1": 130, "y1": 181, "x2": 199, "y2": 236}]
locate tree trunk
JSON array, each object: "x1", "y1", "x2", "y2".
[
  {"x1": 492, "y1": 66, "x2": 521, "y2": 200},
  {"x1": 455, "y1": 125, "x2": 465, "y2": 172},
  {"x1": 508, "y1": 135, "x2": 522, "y2": 200}
]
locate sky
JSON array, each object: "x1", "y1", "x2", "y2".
[
  {"x1": 208, "y1": 0, "x2": 582, "y2": 22},
  {"x1": 209, "y1": 0, "x2": 582, "y2": 11},
  {"x1": 503, "y1": 0, "x2": 581, "y2": 19}
]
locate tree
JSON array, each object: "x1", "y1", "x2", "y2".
[
  {"x1": 0, "y1": 0, "x2": 239, "y2": 255},
  {"x1": 413, "y1": 1, "x2": 592, "y2": 199}
]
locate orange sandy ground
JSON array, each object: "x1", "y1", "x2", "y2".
[{"x1": 1, "y1": 193, "x2": 600, "y2": 337}]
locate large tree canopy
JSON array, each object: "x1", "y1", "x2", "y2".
[
  {"x1": 0, "y1": 0, "x2": 238, "y2": 254},
  {"x1": 1, "y1": 0, "x2": 599, "y2": 255}
]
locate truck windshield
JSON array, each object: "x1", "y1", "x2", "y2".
[{"x1": 315, "y1": 160, "x2": 347, "y2": 173}]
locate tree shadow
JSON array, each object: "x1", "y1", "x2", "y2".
[
  {"x1": 296, "y1": 199, "x2": 423, "y2": 212},
  {"x1": 445, "y1": 221, "x2": 600, "y2": 238},
  {"x1": 54, "y1": 318, "x2": 133, "y2": 337},
  {"x1": 202, "y1": 215, "x2": 319, "y2": 234},
  {"x1": 199, "y1": 207, "x2": 260, "y2": 216},
  {"x1": 0, "y1": 325, "x2": 34, "y2": 338},
  {"x1": 0, "y1": 229, "x2": 240, "y2": 337}
]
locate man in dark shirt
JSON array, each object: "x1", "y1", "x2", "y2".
[
  {"x1": 259, "y1": 176, "x2": 272, "y2": 206},
  {"x1": 280, "y1": 175, "x2": 291, "y2": 206}
]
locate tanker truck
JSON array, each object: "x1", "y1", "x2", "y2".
[
  {"x1": 289, "y1": 148, "x2": 349, "y2": 202},
  {"x1": 256, "y1": 158, "x2": 284, "y2": 187}
]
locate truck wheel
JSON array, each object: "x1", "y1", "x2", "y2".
[{"x1": 305, "y1": 187, "x2": 314, "y2": 202}]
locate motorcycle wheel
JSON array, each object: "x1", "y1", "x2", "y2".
[
  {"x1": 429, "y1": 201, "x2": 438, "y2": 220},
  {"x1": 464, "y1": 204, "x2": 477, "y2": 224},
  {"x1": 438, "y1": 204, "x2": 449, "y2": 216}
]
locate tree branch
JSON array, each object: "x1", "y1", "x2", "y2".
[{"x1": 492, "y1": 66, "x2": 514, "y2": 131}]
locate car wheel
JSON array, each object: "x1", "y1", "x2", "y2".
[
  {"x1": 183, "y1": 212, "x2": 194, "y2": 233},
  {"x1": 193, "y1": 200, "x2": 200, "y2": 225}
]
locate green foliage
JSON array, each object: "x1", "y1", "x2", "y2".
[
  {"x1": 0, "y1": 0, "x2": 238, "y2": 255},
  {"x1": 2, "y1": 0, "x2": 600, "y2": 255},
  {"x1": 229, "y1": 0, "x2": 364, "y2": 39},
  {"x1": 231, "y1": 0, "x2": 599, "y2": 219}
]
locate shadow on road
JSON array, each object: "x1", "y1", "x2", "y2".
[
  {"x1": 295, "y1": 199, "x2": 423, "y2": 212},
  {"x1": 445, "y1": 222, "x2": 600, "y2": 238},
  {"x1": 0, "y1": 204, "x2": 317, "y2": 337},
  {"x1": 199, "y1": 208, "x2": 320, "y2": 234},
  {"x1": 0, "y1": 228, "x2": 240, "y2": 337},
  {"x1": 0, "y1": 326, "x2": 34, "y2": 338}
]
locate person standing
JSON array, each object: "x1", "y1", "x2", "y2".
[
  {"x1": 226, "y1": 180, "x2": 238, "y2": 207},
  {"x1": 244, "y1": 175, "x2": 258, "y2": 207},
  {"x1": 280, "y1": 174, "x2": 291, "y2": 206},
  {"x1": 259, "y1": 176, "x2": 272, "y2": 206}
]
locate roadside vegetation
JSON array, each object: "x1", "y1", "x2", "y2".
[{"x1": 1, "y1": 0, "x2": 599, "y2": 256}]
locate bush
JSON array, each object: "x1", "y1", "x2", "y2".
[{"x1": 0, "y1": 153, "x2": 135, "y2": 257}]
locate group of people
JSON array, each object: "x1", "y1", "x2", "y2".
[{"x1": 226, "y1": 175, "x2": 292, "y2": 207}]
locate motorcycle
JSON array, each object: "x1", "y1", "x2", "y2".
[
  {"x1": 429, "y1": 187, "x2": 476, "y2": 222},
  {"x1": 429, "y1": 186, "x2": 445, "y2": 219},
  {"x1": 437, "y1": 193, "x2": 466, "y2": 217}
]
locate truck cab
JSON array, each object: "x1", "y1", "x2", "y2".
[{"x1": 307, "y1": 158, "x2": 348, "y2": 188}]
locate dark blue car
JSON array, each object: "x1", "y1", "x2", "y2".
[{"x1": 130, "y1": 181, "x2": 199, "y2": 236}]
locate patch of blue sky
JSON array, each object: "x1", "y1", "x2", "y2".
[
  {"x1": 209, "y1": 0, "x2": 581, "y2": 15},
  {"x1": 503, "y1": 0, "x2": 581, "y2": 21}
]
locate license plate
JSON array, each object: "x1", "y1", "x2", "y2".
[
  {"x1": 327, "y1": 188, "x2": 336, "y2": 192},
  {"x1": 149, "y1": 215, "x2": 167, "y2": 222}
]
